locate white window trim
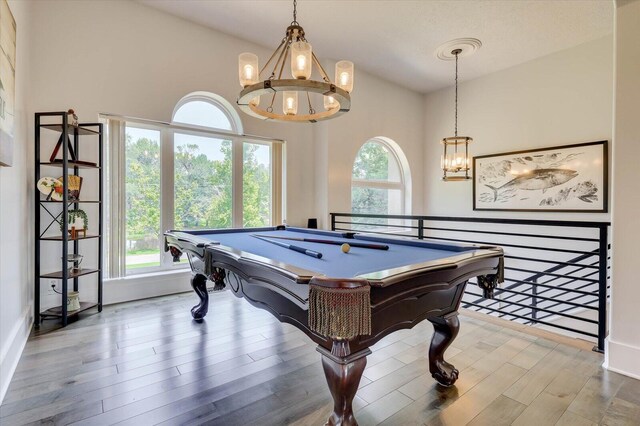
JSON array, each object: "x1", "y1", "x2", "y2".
[{"x1": 101, "y1": 112, "x2": 284, "y2": 279}]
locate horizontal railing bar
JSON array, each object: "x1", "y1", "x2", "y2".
[
  {"x1": 468, "y1": 263, "x2": 599, "y2": 313},
  {"x1": 334, "y1": 220, "x2": 419, "y2": 230},
  {"x1": 505, "y1": 267, "x2": 599, "y2": 283},
  {"x1": 504, "y1": 255, "x2": 599, "y2": 270},
  {"x1": 479, "y1": 271, "x2": 599, "y2": 317},
  {"x1": 538, "y1": 265, "x2": 598, "y2": 288},
  {"x1": 534, "y1": 295, "x2": 600, "y2": 322},
  {"x1": 331, "y1": 213, "x2": 610, "y2": 229},
  {"x1": 486, "y1": 288, "x2": 599, "y2": 310},
  {"x1": 334, "y1": 227, "x2": 418, "y2": 239},
  {"x1": 463, "y1": 303, "x2": 598, "y2": 338},
  {"x1": 480, "y1": 272, "x2": 597, "y2": 309},
  {"x1": 422, "y1": 235, "x2": 597, "y2": 255},
  {"x1": 422, "y1": 226, "x2": 600, "y2": 242},
  {"x1": 465, "y1": 292, "x2": 598, "y2": 323},
  {"x1": 497, "y1": 278, "x2": 598, "y2": 296},
  {"x1": 536, "y1": 296, "x2": 600, "y2": 321}
]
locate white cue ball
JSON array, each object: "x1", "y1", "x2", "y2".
[{"x1": 341, "y1": 243, "x2": 351, "y2": 253}]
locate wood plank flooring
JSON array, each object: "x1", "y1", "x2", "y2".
[{"x1": 1, "y1": 291, "x2": 638, "y2": 425}]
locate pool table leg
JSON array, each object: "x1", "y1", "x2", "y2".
[
  {"x1": 190, "y1": 273, "x2": 209, "y2": 321},
  {"x1": 318, "y1": 341, "x2": 370, "y2": 426},
  {"x1": 428, "y1": 313, "x2": 460, "y2": 387}
]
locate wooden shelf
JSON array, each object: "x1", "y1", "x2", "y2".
[
  {"x1": 40, "y1": 302, "x2": 98, "y2": 318},
  {"x1": 40, "y1": 124, "x2": 100, "y2": 136},
  {"x1": 40, "y1": 268, "x2": 99, "y2": 279},
  {"x1": 40, "y1": 234, "x2": 100, "y2": 241},
  {"x1": 40, "y1": 161, "x2": 99, "y2": 169}
]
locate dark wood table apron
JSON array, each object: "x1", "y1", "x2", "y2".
[{"x1": 165, "y1": 229, "x2": 503, "y2": 426}]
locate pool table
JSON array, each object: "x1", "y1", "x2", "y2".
[{"x1": 164, "y1": 226, "x2": 503, "y2": 426}]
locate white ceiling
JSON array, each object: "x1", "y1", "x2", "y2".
[{"x1": 138, "y1": 0, "x2": 613, "y2": 93}]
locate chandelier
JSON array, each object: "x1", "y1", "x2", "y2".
[
  {"x1": 441, "y1": 48, "x2": 473, "y2": 181},
  {"x1": 236, "y1": 0, "x2": 353, "y2": 123}
]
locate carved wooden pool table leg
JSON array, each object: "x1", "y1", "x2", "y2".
[
  {"x1": 428, "y1": 312, "x2": 460, "y2": 386},
  {"x1": 190, "y1": 273, "x2": 209, "y2": 321},
  {"x1": 318, "y1": 341, "x2": 371, "y2": 426}
]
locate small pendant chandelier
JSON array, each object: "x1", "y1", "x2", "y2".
[
  {"x1": 237, "y1": 0, "x2": 353, "y2": 123},
  {"x1": 441, "y1": 48, "x2": 472, "y2": 181}
]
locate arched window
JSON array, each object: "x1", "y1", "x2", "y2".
[
  {"x1": 172, "y1": 91, "x2": 242, "y2": 133},
  {"x1": 351, "y1": 137, "x2": 411, "y2": 219}
]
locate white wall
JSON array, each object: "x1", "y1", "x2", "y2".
[
  {"x1": 606, "y1": 0, "x2": 640, "y2": 380},
  {"x1": 423, "y1": 36, "x2": 613, "y2": 221},
  {"x1": 0, "y1": 0, "x2": 32, "y2": 404},
  {"x1": 314, "y1": 60, "x2": 425, "y2": 228},
  {"x1": 27, "y1": 0, "x2": 315, "y2": 225},
  {"x1": 27, "y1": 0, "x2": 425, "y2": 231},
  {"x1": 24, "y1": 3, "x2": 425, "y2": 303}
]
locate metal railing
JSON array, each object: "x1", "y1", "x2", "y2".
[{"x1": 330, "y1": 212, "x2": 610, "y2": 352}]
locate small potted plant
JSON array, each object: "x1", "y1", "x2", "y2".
[{"x1": 60, "y1": 209, "x2": 88, "y2": 238}]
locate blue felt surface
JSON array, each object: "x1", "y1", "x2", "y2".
[{"x1": 195, "y1": 228, "x2": 479, "y2": 278}]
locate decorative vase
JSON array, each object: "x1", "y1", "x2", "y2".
[{"x1": 67, "y1": 291, "x2": 81, "y2": 311}]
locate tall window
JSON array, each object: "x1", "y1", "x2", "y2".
[
  {"x1": 109, "y1": 92, "x2": 283, "y2": 276},
  {"x1": 125, "y1": 126, "x2": 162, "y2": 269},
  {"x1": 351, "y1": 137, "x2": 411, "y2": 226}
]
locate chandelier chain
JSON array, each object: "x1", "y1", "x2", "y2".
[
  {"x1": 291, "y1": 0, "x2": 298, "y2": 25},
  {"x1": 454, "y1": 51, "x2": 458, "y2": 138}
]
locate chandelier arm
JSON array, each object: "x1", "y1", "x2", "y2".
[
  {"x1": 268, "y1": 92, "x2": 277, "y2": 113},
  {"x1": 261, "y1": 37, "x2": 288, "y2": 78},
  {"x1": 306, "y1": 91, "x2": 313, "y2": 114},
  {"x1": 277, "y1": 41, "x2": 291, "y2": 80},
  {"x1": 311, "y1": 52, "x2": 331, "y2": 83},
  {"x1": 272, "y1": 34, "x2": 292, "y2": 80}
]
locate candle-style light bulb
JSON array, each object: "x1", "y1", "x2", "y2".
[
  {"x1": 296, "y1": 55, "x2": 306, "y2": 71},
  {"x1": 340, "y1": 72, "x2": 349, "y2": 86},
  {"x1": 291, "y1": 42, "x2": 312, "y2": 79},
  {"x1": 243, "y1": 64, "x2": 254, "y2": 81},
  {"x1": 335, "y1": 61, "x2": 354, "y2": 93},
  {"x1": 283, "y1": 91, "x2": 298, "y2": 115},
  {"x1": 323, "y1": 95, "x2": 338, "y2": 111},
  {"x1": 238, "y1": 52, "x2": 259, "y2": 87}
]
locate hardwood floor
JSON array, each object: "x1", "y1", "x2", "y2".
[{"x1": 1, "y1": 291, "x2": 638, "y2": 425}]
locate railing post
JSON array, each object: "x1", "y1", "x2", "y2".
[
  {"x1": 330, "y1": 214, "x2": 336, "y2": 231},
  {"x1": 595, "y1": 225, "x2": 608, "y2": 353},
  {"x1": 531, "y1": 278, "x2": 538, "y2": 324},
  {"x1": 418, "y1": 219, "x2": 424, "y2": 240}
]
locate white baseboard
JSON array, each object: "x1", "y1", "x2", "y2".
[
  {"x1": 104, "y1": 269, "x2": 192, "y2": 305},
  {"x1": 0, "y1": 306, "x2": 33, "y2": 405},
  {"x1": 604, "y1": 337, "x2": 640, "y2": 380}
]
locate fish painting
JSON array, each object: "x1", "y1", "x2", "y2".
[{"x1": 484, "y1": 168, "x2": 578, "y2": 202}]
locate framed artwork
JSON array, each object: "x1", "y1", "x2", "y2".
[
  {"x1": 0, "y1": 0, "x2": 16, "y2": 167},
  {"x1": 473, "y1": 141, "x2": 608, "y2": 212}
]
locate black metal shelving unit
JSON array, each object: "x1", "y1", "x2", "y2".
[{"x1": 35, "y1": 111, "x2": 103, "y2": 327}]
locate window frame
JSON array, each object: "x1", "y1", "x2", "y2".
[
  {"x1": 351, "y1": 137, "x2": 410, "y2": 216},
  {"x1": 102, "y1": 99, "x2": 284, "y2": 278}
]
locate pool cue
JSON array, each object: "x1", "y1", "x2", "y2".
[
  {"x1": 259, "y1": 235, "x2": 389, "y2": 251},
  {"x1": 251, "y1": 235, "x2": 323, "y2": 259}
]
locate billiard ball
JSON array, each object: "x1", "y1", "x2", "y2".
[{"x1": 341, "y1": 243, "x2": 351, "y2": 253}]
